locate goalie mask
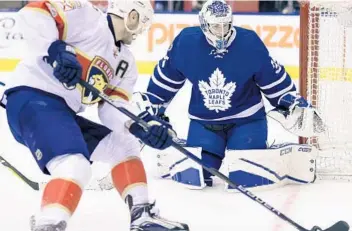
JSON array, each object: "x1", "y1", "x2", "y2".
[
  {"x1": 199, "y1": 0, "x2": 234, "y2": 52},
  {"x1": 107, "y1": 0, "x2": 153, "y2": 36}
]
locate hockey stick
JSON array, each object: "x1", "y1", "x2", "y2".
[
  {"x1": 0, "y1": 156, "x2": 39, "y2": 190},
  {"x1": 79, "y1": 79, "x2": 349, "y2": 231}
]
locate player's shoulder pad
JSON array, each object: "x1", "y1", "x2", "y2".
[
  {"x1": 234, "y1": 26, "x2": 263, "y2": 44},
  {"x1": 172, "y1": 26, "x2": 204, "y2": 50},
  {"x1": 178, "y1": 26, "x2": 203, "y2": 37},
  {"x1": 234, "y1": 26, "x2": 268, "y2": 54},
  {"x1": 22, "y1": 0, "x2": 100, "y2": 21},
  {"x1": 119, "y1": 43, "x2": 136, "y2": 65},
  {"x1": 117, "y1": 43, "x2": 138, "y2": 79},
  {"x1": 57, "y1": 0, "x2": 103, "y2": 17},
  {"x1": 50, "y1": 0, "x2": 91, "y2": 11}
]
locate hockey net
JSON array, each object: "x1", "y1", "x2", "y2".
[{"x1": 300, "y1": 1, "x2": 352, "y2": 180}]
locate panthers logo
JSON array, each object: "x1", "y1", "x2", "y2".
[
  {"x1": 89, "y1": 75, "x2": 107, "y2": 92},
  {"x1": 89, "y1": 74, "x2": 107, "y2": 92},
  {"x1": 81, "y1": 56, "x2": 113, "y2": 105}
]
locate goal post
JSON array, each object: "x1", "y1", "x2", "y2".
[{"x1": 299, "y1": 1, "x2": 352, "y2": 180}]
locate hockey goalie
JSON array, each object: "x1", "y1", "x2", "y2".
[{"x1": 134, "y1": 0, "x2": 325, "y2": 192}]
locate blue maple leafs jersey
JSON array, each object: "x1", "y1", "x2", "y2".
[{"x1": 146, "y1": 26, "x2": 296, "y2": 124}]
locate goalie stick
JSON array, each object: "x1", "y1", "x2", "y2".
[
  {"x1": 0, "y1": 155, "x2": 39, "y2": 190},
  {"x1": 79, "y1": 79, "x2": 350, "y2": 231}
]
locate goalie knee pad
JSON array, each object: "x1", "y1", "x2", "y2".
[{"x1": 223, "y1": 143, "x2": 317, "y2": 192}]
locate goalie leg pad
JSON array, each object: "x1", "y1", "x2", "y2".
[
  {"x1": 154, "y1": 139, "x2": 187, "y2": 179},
  {"x1": 224, "y1": 143, "x2": 317, "y2": 192},
  {"x1": 156, "y1": 147, "x2": 222, "y2": 189},
  {"x1": 169, "y1": 120, "x2": 228, "y2": 188},
  {"x1": 169, "y1": 147, "x2": 206, "y2": 189}
]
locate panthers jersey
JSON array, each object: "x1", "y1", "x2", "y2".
[{"x1": 3, "y1": 0, "x2": 136, "y2": 115}]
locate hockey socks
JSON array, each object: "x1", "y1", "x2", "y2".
[
  {"x1": 111, "y1": 157, "x2": 149, "y2": 205},
  {"x1": 37, "y1": 178, "x2": 82, "y2": 226}
]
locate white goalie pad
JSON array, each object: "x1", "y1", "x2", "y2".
[
  {"x1": 155, "y1": 147, "x2": 180, "y2": 179},
  {"x1": 155, "y1": 146, "x2": 206, "y2": 189},
  {"x1": 267, "y1": 107, "x2": 326, "y2": 137},
  {"x1": 154, "y1": 138, "x2": 187, "y2": 178},
  {"x1": 223, "y1": 143, "x2": 317, "y2": 192}
]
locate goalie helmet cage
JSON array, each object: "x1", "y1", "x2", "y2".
[{"x1": 299, "y1": 1, "x2": 352, "y2": 180}]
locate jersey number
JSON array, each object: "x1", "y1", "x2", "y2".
[{"x1": 116, "y1": 60, "x2": 129, "y2": 79}]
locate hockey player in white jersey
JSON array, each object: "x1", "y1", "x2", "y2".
[
  {"x1": 0, "y1": 1, "x2": 188, "y2": 230},
  {"x1": 139, "y1": 0, "x2": 322, "y2": 191}
]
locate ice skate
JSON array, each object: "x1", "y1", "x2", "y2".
[
  {"x1": 130, "y1": 202, "x2": 189, "y2": 231},
  {"x1": 30, "y1": 215, "x2": 67, "y2": 231}
]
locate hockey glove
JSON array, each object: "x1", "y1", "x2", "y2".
[
  {"x1": 44, "y1": 40, "x2": 82, "y2": 88},
  {"x1": 268, "y1": 92, "x2": 326, "y2": 137},
  {"x1": 127, "y1": 111, "x2": 175, "y2": 150},
  {"x1": 277, "y1": 92, "x2": 310, "y2": 112}
]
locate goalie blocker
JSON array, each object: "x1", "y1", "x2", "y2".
[{"x1": 156, "y1": 143, "x2": 317, "y2": 191}]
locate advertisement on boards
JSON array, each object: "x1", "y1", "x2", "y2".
[
  {"x1": 0, "y1": 14, "x2": 24, "y2": 49},
  {"x1": 0, "y1": 12, "x2": 299, "y2": 78},
  {"x1": 0, "y1": 13, "x2": 26, "y2": 72},
  {"x1": 129, "y1": 13, "x2": 299, "y2": 77}
]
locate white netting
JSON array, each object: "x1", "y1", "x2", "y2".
[{"x1": 302, "y1": 1, "x2": 352, "y2": 180}]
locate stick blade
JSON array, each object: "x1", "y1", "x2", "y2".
[{"x1": 314, "y1": 221, "x2": 350, "y2": 231}]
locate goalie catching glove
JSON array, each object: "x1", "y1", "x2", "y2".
[
  {"x1": 126, "y1": 111, "x2": 176, "y2": 150},
  {"x1": 268, "y1": 92, "x2": 326, "y2": 137}
]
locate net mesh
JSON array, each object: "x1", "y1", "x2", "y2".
[{"x1": 302, "y1": 1, "x2": 352, "y2": 180}]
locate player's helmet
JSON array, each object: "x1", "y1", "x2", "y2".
[
  {"x1": 199, "y1": 0, "x2": 233, "y2": 51},
  {"x1": 107, "y1": 0, "x2": 154, "y2": 35}
]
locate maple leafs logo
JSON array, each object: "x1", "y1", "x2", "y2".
[{"x1": 198, "y1": 68, "x2": 236, "y2": 113}]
